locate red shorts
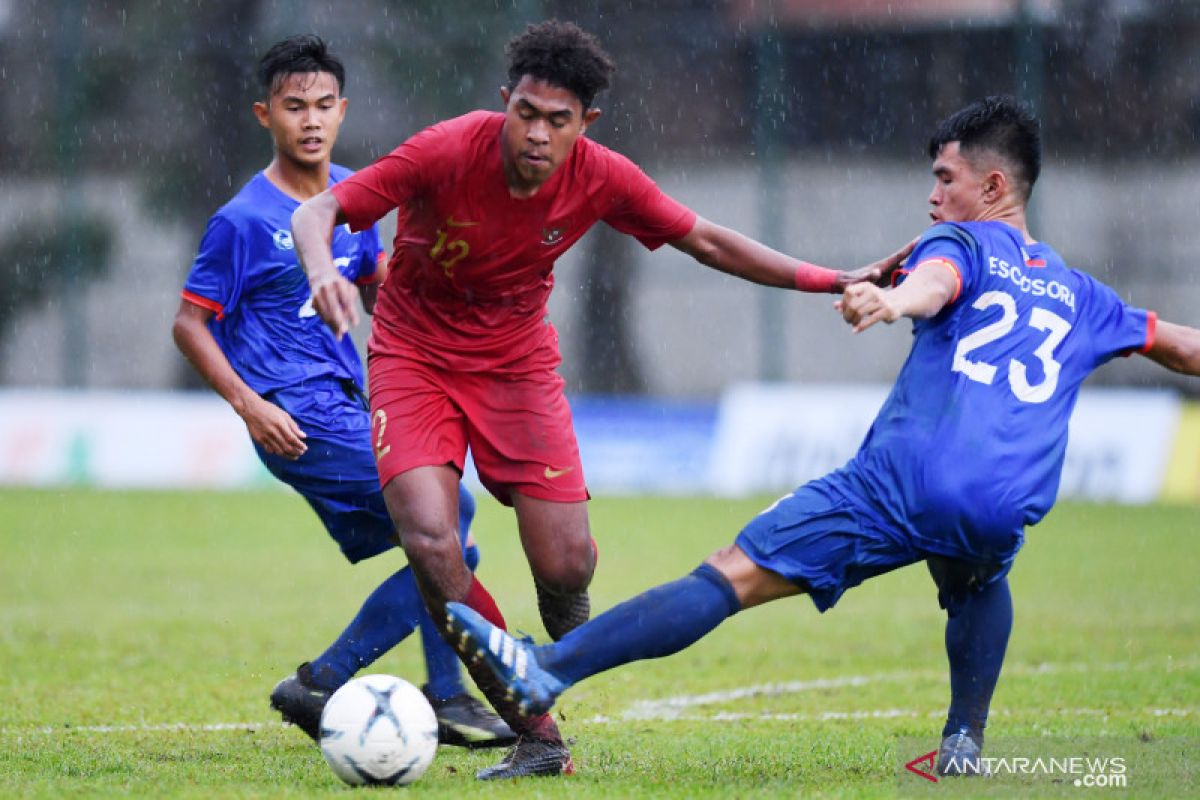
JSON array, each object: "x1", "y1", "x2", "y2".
[{"x1": 367, "y1": 350, "x2": 588, "y2": 505}]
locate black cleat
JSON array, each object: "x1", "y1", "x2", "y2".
[
  {"x1": 269, "y1": 662, "x2": 331, "y2": 743},
  {"x1": 422, "y1": 686, "x2": 517, "y2": 749},
  {"x1": 476, "y1": 735, "x2": 575, "y2": 780},
  {"x1": 937, "y1": 727, "x2": 990, "y2": 777}
]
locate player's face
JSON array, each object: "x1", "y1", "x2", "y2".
[
  {"x1": 254, "y1": 71, "x2": 347, "y2": 169},
  {"x1": 928, "y1": 141, "x2": 989, "y2": 224},
  {"x1": 499, "y1": 75, "x2": 601, "y2": 193}
]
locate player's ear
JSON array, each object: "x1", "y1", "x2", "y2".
[
  {"x1": 253, "y1": 100, "x2": 271, "y2": 129},
  {"x1": 580, "y1": 107, "x2": 602, "y2": 134},
  {"x1": 337, "y1": 96, "x2": 348, "y2": 122},
  {"x1": 499, "y1": 85, "x2": 512, "y2": 107},
  {"x1": 982, "y1": 169, "x2": 1006, "y2": 205}
]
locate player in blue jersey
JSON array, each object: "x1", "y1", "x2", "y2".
[
  {"x1": 171, "y1": 34, "x2": 512, "y2": 749},
  {"x1": 443, "y1": 96, "x2": 1200, "y2": 776}
]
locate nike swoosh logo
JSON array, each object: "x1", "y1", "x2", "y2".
[
  {"x1": 543, "y1": 466, "x2": 574, "y2": 479},
  {"x1": 447, "y1": 217, "x2": 478, "y2": 228}
]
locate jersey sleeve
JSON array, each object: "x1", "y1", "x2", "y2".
[
  {"x1": 332, "y1": 123, "x2": 448, "y2": 233},
  {"x1": 181, "y1": 214, "x2": 245, "y2": 320},
  {"x1": 598, "y1": 149, "x2": 696, "y2": 250},
  {"x1": 1077, "y1": 271, "x2": 1157, "y2": 365},
  {"x1": 353, "y1": 224, "x2": 386, "y2": 285},
  {"x1": 897, "y1": 223, "x2": 982, "y2": 304}
]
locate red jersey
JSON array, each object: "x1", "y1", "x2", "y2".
[{"x1": 332, "y1": 111, "x2": 697, "y2": 371}]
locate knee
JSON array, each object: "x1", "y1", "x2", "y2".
[
  {"x1": 398, "y1": 516, "x2": 461, "y2": 567},
  {"x1": 531, "y1": 535, "x2": 595, "y2": 593}
]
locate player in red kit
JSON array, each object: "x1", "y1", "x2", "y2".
[{"x1": 292, "y1": 20, "x2": 910, "y2": 780}]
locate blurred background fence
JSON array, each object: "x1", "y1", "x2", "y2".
[{"x1": 4, "y1": 0, "x2": 1199, "y2": 395}]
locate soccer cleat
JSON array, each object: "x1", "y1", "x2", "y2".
[
  {"x1": 475, "y1": 735, "x2": 575, "y2": 780},
  {"x1": 444, "y1": 602, "x2": 569, "y2": 717},
  {"x1": 422, "y1": 686, "x2": 517, "y2": 749},
  {"x1": 269, "y1": 662, "x2": 332, "y2": 742},
  {"x1": 936, "y1": 727, "x2": 990, "y2": 777}
]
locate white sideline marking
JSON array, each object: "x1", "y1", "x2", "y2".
[
  {"x1": 621, "y1": 671, "x2": 930, "y2": 720},
  {"x1": 4, "y1": 721, "x2": 286, "y2": 736},
  {"x1": 4, "y1": 658, "x2": 1194, "y2": 737},
  {"x1": 7, "y1": 708, "x2": 1192, "y2": 737},
  {"x1": 585, "y1": 708, "x2": 1196, "y2": 725},
  {"x1": 618, "y1": 657, "x2": 1200, "y2": 721}
]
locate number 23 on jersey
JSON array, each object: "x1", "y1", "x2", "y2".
[{"x1": 952, "y1": 290, "x2": 1072, "y2": 404}]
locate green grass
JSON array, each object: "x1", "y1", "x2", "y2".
[{"x1": 1, "y1": 489, "x2": 1196, "y2": 797}]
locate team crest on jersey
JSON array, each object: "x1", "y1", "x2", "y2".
[
  {"x1": 273, "y1": 229, "x2": 294, "y2": 250},
  {"x1": 541, "y1": 226, "x2": 565, "y2": 246}
]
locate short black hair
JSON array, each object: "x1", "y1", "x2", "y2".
[
  {"x1": 257, "y1": 34, "x2": 345, "y2": 98},
  {"x1": 505, "y1": 20, "x2": 615, "y2": 110},
  {"x1": 928, "y1": 95, "x2": 1042, "y2": 201}
]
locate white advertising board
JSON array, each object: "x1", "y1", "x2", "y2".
[
  {"x1": 0, "y1": 387, "x2": 1183, "y2": 504},
  {"x1": 0, "y1": 390, "x2": 266, "y2": 489},
  {"x1": 707, "y1": 383, "x2": 1181, "y2": 503}
]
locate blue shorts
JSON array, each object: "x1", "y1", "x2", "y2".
[
  {"x1": 256, "y1": 434, "x2": 475, "y2": 565},
  {"x1": 735, "y1": 471, "x2": 1009, "y2": 614}
]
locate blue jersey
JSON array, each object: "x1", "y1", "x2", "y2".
[
  {"x1": 182, "y1": 167, "x2": 383, "y2": 423},
  {"x1": 849, "y1": 221, "x2": 1154, "y2": 563}
]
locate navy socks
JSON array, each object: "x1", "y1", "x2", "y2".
[
  {"x1": 308, "y1": 484, "x2": 478, "y2": 694},
  {"x1": 942, "y1": 576, "x2": 1012, "y2": 740},
  {"x1": 539, "y1": 563, "x2": 741, "y2": 686},
  {"x1": 308, "y1": 567, "x2": 427, "y2": 691}
]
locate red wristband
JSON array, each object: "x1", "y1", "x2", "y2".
[{"x1": 794, "y1": 261, "x2": 840, "y2": 293}]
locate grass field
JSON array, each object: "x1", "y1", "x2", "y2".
[{"x1": 1, "y1": 488, "x2": 1197, "y2": 798}]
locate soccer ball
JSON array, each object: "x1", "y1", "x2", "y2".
[{"x1": 318, "y1": 674, "x2": 439, "y2": 786}]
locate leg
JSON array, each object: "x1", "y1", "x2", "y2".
[
  {"x1": 445, "y1": 543, "x2": 800, "y2": 716},
  {"x1": 270, "y1": 477, "x2": 509, "y2": 745},
  {"x1": 306, "y1": 568, "x2": 425, "y2": 690},
  {"x1": 512, "y1": 493, "x2": 596, "y2": 640},
  {"x1": 418, "y1": 485, "x2": 516, "y2": 748},
  {"x1": 928, "y1": 557, "x2": 1012, "y2": 776},
  {"x1": 419, "y1": 483, "x2": 477, "y2": 702},
  {"x1": 546, "y1": 544, "x2": 800, "y2": 679},
  {"x1": 259, "y1": 435, "x2": 443, "y2": 741},
  {"x1": 456, "y1": 361, "x2": 592, "y2": 642},
  {"x1": 367, "y1": 355, "x2": 571, "y2": 776},
  {"x1": 384, "y1": 465, "x2": 473, "y2": 607},
  {"x1": 707, "y1": 543, "x2": 805, "y2": 609},
  {"x1": 301, "y1": 479, "x2": 472, "y2": 693},
  {"x1": 447, "y1": 473, "x2": 914, "y2": 717},
  {"x1": 384, "y1": 467, "x2": 568, "y2": 752}
]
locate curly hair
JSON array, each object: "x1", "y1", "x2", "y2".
[
  {"x1": 257, "y1": 34, "x2": 345, "y2": 98},
  {"x1": 928, "y1": 95, "x2": 1042, "y2": 201},
  {"x1": 505, "y1": 20, "x2": 615, "y2": 110}
]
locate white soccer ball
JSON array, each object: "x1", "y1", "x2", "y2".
[{"x1": 318, "y1": 674, "x2": 439, "y2": 786}]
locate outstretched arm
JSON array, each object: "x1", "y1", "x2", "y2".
[
  {"x1": 171, "y1": 300, "x2": 307, "y2": 458},
  {"x1": 1142, "y1": 319, "x2": 1200, "y2": 376},
  {"x1": 835, "y1": 260, "x2": 959, "y2": 333},
  {"x1": 292, "y1": 190, "x2": 360, "y2": 339},
  {"x1": 669, "y1": 217, "x2": 912, "y2": 294}
]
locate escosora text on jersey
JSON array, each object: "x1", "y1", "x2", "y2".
[{"x1": 987, "y1": 257, "x2": 1076, "y2": 311}]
